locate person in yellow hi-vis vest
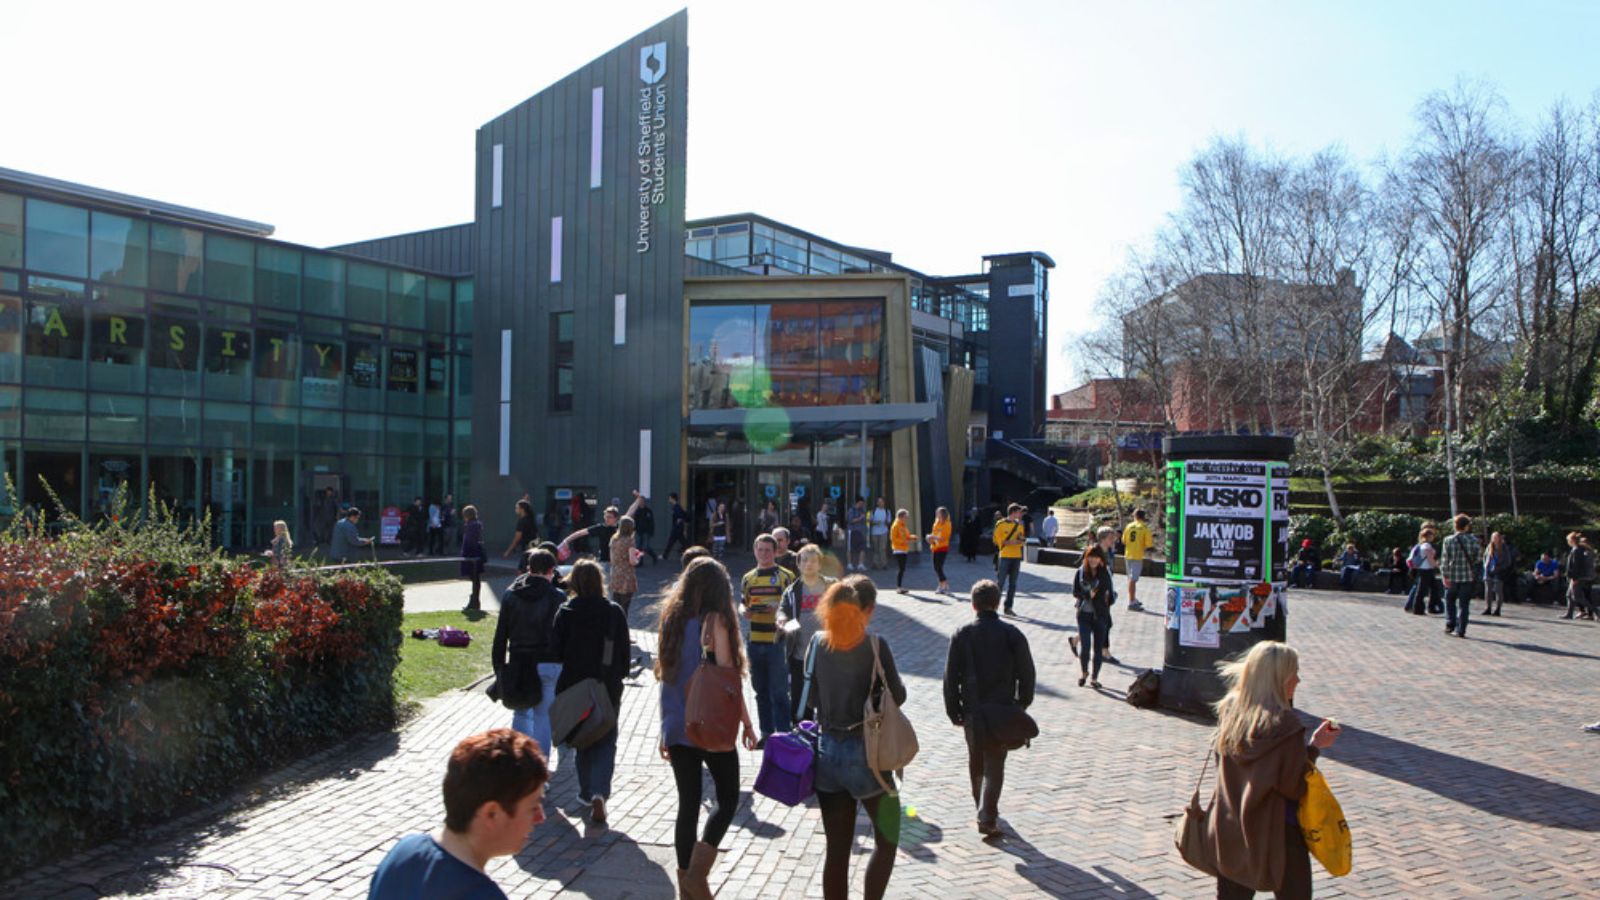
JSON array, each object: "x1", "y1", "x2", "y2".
[
  {"x1": 993, "y1": 503, "x2": 1028, "y2": 615},
  {"x1": 1121, "y1": 509, "x2": 1155, "y2": 612}
]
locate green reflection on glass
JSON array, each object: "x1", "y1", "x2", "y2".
[{"x1": 743, "y1": 405, "x2": 791, "y2": 454}]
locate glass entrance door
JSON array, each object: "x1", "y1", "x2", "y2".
[{"x1": 786, "y1": 469, "x2": 814, "y2": 540}]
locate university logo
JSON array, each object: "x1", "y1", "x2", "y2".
[{"x1": 639, "y1": 42, "x2": 667, "y2": 85}]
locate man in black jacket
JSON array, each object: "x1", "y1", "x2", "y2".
[
  {"x1": 492, "y1": 548, "x2": 566, "y2": 762},
  {"x1": 943, "y1": 579, "x2": 1037, "y2": 837}
]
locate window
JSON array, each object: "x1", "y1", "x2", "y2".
[
  {"x1": 492, "y1": 144, "x2": 504, "y2": 208},
  {"x1": 24, "y1": 388, "x2": 86, "y2": 442},
  {"x1": 346, "y1": 262, "x2": 385, "y2": 322},
  {"x1": 254, "y1": 327, "x2": 298, "y2": 405},
  {"x1": 303, "y1": 254, "x2": 345, "y2": 315},
  {"x1": 148, "y1": 397, "x2": 200, "y2": 446},
  {"x1": 149, "y1": 223, "x2": 203, "y2": 295},
  {"x1": 345, "y1": 337, "x2": 383, "y2": 410},
  {"x1": 387, "y1": 347, "x2": 419, "y2": 394},
  {"x1": 255, "y1": 245, "x2": 301, "y2": 310},
  {"x1": 204, "y1": 325, "x2": 252, "y2": 400},
  {"x1": 90, "y1": 212, "x2": 148, "y2": 286},
  {"x1": 453, "y1": 278, "x2": 473, "y2": 334},
  {"x1": 88, "y1": 293, "x2": 146, "y2": 393},
  {"x1": 550, "y1": 311, "x2": 573, "y2": 412},
  {"x1": 0, "y1": 193, "x2": 21, "y2": 268},
  {"x1": 300, "y1": 337, "x2": 343, "y2": 408},
  {"x1": 89, "y1": 393, "x2": 144, "y2": 444},
  {"x1": 25, "y1": 200, "x2": 88, "y2": 279},
  {"x1": 388, "y1": 270, "x2": 424, "y2": 329},
  {"x1": 0, "y1": 291, "x2": 20, "y2": 383},
  {"x1": 204, "y1": 235, "x2": 253, "y2": 303},
  {"x1": 148, "y1": 313, "x2": 202, "y2": 396},
  {"x1": 25, "y1": 300, "x2": 85, "y2": 388},
  {"x1": 426, "y1": 277, "x2": 451, "y2": 334}
]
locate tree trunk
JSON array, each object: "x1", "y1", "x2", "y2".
[
  {"x1": 1321, "y1": 466, "x2": 1344, "y2": 525},
  {"x1": 1478, "y1": 473, "x2": 1487, "y2": 518},
  {"x1": 1442, "y1": 347, "x2": 1461, "y2": 518},
  {"x1": 1508, "y1": 442, "x2": 1519, "y2": 518}
]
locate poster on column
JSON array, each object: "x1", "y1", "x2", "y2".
[
  {"x1": 1177, "y1": 585, "x2": 1221, "y2": 648},
  {"x1": 1177, "y1": 460, "x2": 1290, "y2": 584}
]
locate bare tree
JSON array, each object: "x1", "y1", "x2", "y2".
[
  {"x1": 1394, "y1": 81, "x2": 1521, "y2": 517},
  {"x1": 1509, "y1": 95, "x2": 1600, "y2": 433}
]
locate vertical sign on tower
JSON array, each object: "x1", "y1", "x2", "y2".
[{"x1": 635, "y1": 40, "x2": 670, "y2": 254}]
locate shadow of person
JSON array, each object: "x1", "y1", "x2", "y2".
[
  {"x1": 989, "y1": 829, "x2": 1159, "y2": 898},
  {"x1": 1304, "y1": 718, "x2": 1600, "y2": 832}
]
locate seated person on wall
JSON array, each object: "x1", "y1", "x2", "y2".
[
  {"x1": 1291, "y1": 539, "x2": 1320, "y2": 588},
  {"x1": 1337, "y1": 544, "x2": 1363, "y2": 591},
  {"x1": 1531, "y1": 551, "x2": 1562, "y2": 605},
  {"x1": 368, "y1": 729, "x2": 549, "y2": 900}
]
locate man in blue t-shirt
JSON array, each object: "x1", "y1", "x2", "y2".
[{"x1": 369, "y1": 729, "x2": 549, "y2": 899}]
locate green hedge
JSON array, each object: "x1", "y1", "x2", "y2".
[
  {"x1": 0, "y1": 491, "x2": 403, "y2": 878},
  {"x1": 1292, "y1": 509, "x2": 1563, "y2": 566}
]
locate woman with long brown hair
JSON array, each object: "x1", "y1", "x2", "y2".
[
  {"x1": 550, "y1": 559, "x2": 630, "y2": 825},
  {"x1": 656, "y1": 557, "x2": 757, "y2": 899},
  {"x1": 809, "y1": 574, "x2": 905, "y2": 900}
]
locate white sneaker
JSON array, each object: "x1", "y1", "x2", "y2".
[{"x1": 1585, "y1": 722, "x2": 1600, "y2": 734}]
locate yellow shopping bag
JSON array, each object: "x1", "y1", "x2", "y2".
[{"x1": 1297, "y1": 765, "x2": 1351, "y2": 876}]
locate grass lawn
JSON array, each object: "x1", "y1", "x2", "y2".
[{"x1": 396, "y1": 610, "x2": 497, "y2": 702}]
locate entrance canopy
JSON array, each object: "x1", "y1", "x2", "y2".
[{"x1": 686, "y1": 402, "x2": 935, "y2": 438}]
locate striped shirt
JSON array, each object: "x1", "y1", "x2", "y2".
[{"x1": 741, "y1": 566, "x2": 796, "y2": 645}]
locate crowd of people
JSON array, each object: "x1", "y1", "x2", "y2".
[{"x1": 367, "y1": 506, "x2": 1368, "y2": 899}]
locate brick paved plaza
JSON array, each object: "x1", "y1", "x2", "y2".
[{"x1": 9, "y1": 555, "x2": 1599, "y2": 899}]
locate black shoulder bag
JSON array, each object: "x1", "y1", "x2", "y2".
[{"x1": 962, "y1": 630, "x2": 1038, "y2": 751}]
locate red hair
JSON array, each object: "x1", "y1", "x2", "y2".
[{"x1": 818, "y1": 575, "x2": 878, "y2": 651}]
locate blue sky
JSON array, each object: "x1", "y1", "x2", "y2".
[{"x1": 4, "y1": 0, "x2": 1595, "y2": 394}]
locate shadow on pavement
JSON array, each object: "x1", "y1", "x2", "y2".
[
  {"x1": 989, "y1": 829, "x2": 1159, "y2": 898},
  {"x1": 1469, "y1": 638, "x2": 1600, "y2": 661},
  {"x1": 1323, "y1": 723, "x2": 1600, "y2": 832}
]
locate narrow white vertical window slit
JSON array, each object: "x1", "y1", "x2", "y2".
[
  {"x1": 639, "y1": 430, "x2": 652, "y2": 500},
  {"x1": 614, "y1": 293, "x2": 626, "y2": 345},
  {"x1": 550, "y1": 216, "x2": 562, "y2": 283},
  {"x1": 498, "y1": 329, "x2": 512, "y2": 476},
  {"x1": 590, "y1": 87, "x2": 604, "y2": 189},
  {"x1": 491, "y1": 144, "x2": 504, "y2": 209}
]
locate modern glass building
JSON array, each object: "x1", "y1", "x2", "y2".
[
  {"x1": 0, "y1": 169, "x2": 473, "y2": 546},
  {"x1": 2, "y1": 11, "x2": 1058, "y2": 550}
]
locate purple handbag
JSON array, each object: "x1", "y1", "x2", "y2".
[
  {"x1": 754, "y1": 635, "x2": 822, "y2": 806},
  {"x1": 755, "y1": 721, "x2": 819, "y2": 806}
]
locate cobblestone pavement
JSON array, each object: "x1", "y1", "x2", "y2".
[{"x1": 10, "y1": 555, "x2": 1600, "y2": 898}]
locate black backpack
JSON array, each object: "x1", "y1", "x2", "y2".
[{"x1": 635, "y1": 504, "x2": 655, "y2": 533}]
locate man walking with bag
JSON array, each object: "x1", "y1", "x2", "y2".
[
  {"x1": 1439, "y1": 514, "x2": 1482, "y2": 639},
  {"x1": 943, "y1": 579, "x2": 1037, "y2": 837}
]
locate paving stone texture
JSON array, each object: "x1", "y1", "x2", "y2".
[{"x1": 7, "y1": 554, "x2": 1599, "y2": 898}]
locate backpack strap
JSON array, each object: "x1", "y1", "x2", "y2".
[{"x1": 796, "y1": 633, "x2": 822, "y2": 717}]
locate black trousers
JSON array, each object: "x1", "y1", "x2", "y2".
[
  {"x1": 787, "y1": 656, "x2": 815, "y2": 722},
  {"x1": 667, "y1": 744, "x2": 739, "y2": 871},
  {"x1": 895, "y1": 553, "x2": 908, "y2": 587},
  {"x1": 964, "y1": 723, "x2": 1007, "y2": 826},
  {"x1": 932, "y1": 550, "x2": 948, "y2": 584},
  {"x1": 1216, "y1": 825, "x2": 1312, "y2": 899},
  {"x1": 817, "y1": 789, "x2": 897, "y2": 900},
  {"x1": 662, "y1": 524, "x2": 689, "y2": 559}
]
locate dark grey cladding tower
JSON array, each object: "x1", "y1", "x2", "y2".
[{"x1": 472, "y1": 11, "x2": 689, "y2": 515}]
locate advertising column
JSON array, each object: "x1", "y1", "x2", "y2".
[{"x1": 1159, "y1": 435, "x2": 1293, "y2": 713}]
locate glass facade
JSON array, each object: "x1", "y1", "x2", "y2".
[
  {"x1": 0, "y1": 189, "x2": 470, "y2": 546},
  {"x1": 688, "y1": 299, "x2": 883, "y2": 410}
]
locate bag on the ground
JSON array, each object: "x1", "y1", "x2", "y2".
[
  {"x1": 863, "y1": 635, "x2": 918, "y2": 794},
  {"x1": 684, "y1": 626, "x2": 745, "y2": 752},
  {"x1": 1298, "y1": 764, "x2": 1352, "y2": 876},
  {"x1": 437, "y1": 627, "x2": 471, "y2": 647},
  {"x1": 754, "y1": 721, "x2": 819, "y2": 806},
  {"x1": 1126, "y1": 668, "x2": 1161, "y2": 708},
  {"x1": 1173, "y1": 751, "x2": 1219, "y2": 876}
]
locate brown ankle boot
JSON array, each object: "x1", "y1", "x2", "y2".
[
  {"x1": 676, "y1": 869, "x2": 692, "y2": 899},
  {"x1": 683, "y1": 841, "x2": 717, "y2": 899}
]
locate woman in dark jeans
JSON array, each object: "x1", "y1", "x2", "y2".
[
  {"x1": 459, "y1": 505, "x2": 486, "y2": 611},
  {"x1": 550, "y1": 560, "x2": 631, "y2": 825},
  {"x1": 656, "y1": 557, "x2": 757, "y2": 899},
  {"x1": 1386, "y1": 547, "x2": 1408, "y2": 594},
  {"x1": 1073, "y1": 545, "x2": 1114, "y2": 688},
  {"x1": 810, "y1": 574, "x2": 905, "y2": 900}
]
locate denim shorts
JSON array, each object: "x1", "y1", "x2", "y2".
[{"x1": 814, "y1": 731, "x2": 892, "y2": 799}]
